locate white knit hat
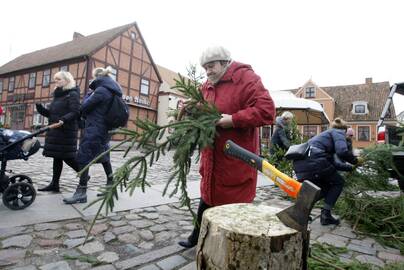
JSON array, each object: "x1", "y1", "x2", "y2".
[{"x1": 200, "y1": 46, "x2": 231, "y2": 66}]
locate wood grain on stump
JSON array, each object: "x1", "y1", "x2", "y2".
[{"x1": 196, "y1": 203, "x2": 307, "y2": 270}]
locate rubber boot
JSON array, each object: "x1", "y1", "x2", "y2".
[
  {"x1": 63, "y1": 185, "x2": 87, "y2": 204},
  {"x1": 38, "y1": 178, "x2": 60, "y2": 192},
  {"x1": 320, "y1": 208, "x2": 340, "y2": 225}
]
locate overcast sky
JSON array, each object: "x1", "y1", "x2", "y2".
[{"x1": 1, "y1": 0, "x2": 403, "y2": 114}]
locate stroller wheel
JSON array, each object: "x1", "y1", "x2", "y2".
[
  {"x1": 3, "y1": 182, "x2": 36, "y2": 210},
  {"x1": 9, "y1": 174, "x2": 33, "y2": 184}
]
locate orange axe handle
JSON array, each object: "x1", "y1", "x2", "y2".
[{"x1": 224, "y1": 140, "x2": 301, "y2": 198}]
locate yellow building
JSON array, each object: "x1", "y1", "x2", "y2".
[{"x1": 288, "y1": 78, "x2": 396, "y2": 148}]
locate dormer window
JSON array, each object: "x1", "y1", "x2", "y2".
[
  {"x1": 305, "y1": 87, "x2": 315, "y2": 98},
  {"x1": 355, "y1": 105, "x2": 365, "y2": 113},
  {"x1": 352, "y1": 101, "x2": 368, "y2": 115}
]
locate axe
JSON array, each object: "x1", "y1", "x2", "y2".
[{"x1": 223, "y1": 140, "x2": 321, "y2": 232}]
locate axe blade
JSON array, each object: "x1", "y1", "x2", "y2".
[{"x1": 276, "y1": 181, "x2": 321, "y2": 231}]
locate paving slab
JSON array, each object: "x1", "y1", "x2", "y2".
[
  {"x1": 65, "y1": 188, "x2": 180, "y2": 217},
  {"x1": 256, "y1": 172, "x2": 274, "y2": 187},
  {"x1": 0, "y1": 194, "x2": 81, "y2": 229},
  {"x1": 150, "y1": 181, "x2": 200, "y2": 200},
  {"x1": 149, "y1": 172, "x2": 272, "y2": 200}
]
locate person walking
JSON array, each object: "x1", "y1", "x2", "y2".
[
  {"x1": 178, "y1": 46, "x2": 275, "y2": 248},
  {"x1": 63, "y1": 67, "x2": 119, "y2": 204},
  {"x1": 36, "y1": 71, "x2": 80, "y2": 193}
]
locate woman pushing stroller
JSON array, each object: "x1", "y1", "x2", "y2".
[{"x1": 36, "y1": 71, "x2": 80, "y2": 193}]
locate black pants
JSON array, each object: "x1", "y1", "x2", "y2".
[
  {"x1": 310, "y1": 171, "x2": 345, "y2": 210},
  {"x1": 78, "y1": 161, "x2": 113, "y2": 187},
  {"x1": 53, "y1": 158, "x2": 79, "y2": 182},
  {"x1": 188, "y1": 199, "x2": 212, "y2": 243}
]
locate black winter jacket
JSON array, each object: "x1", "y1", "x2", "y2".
[
  {"x1": 77, "y1": 76, "x2": 122, "y2": 166},
  {"x1": 36, "y1": 87, "x2": 80, "y2": 159},
  {"x1": 293, "y1": 128, "x2": 357, "y2": 181}
]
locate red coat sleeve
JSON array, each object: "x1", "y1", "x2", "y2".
[{"x1": 232, "y1": 75, "x2": 275, "y2": 128}]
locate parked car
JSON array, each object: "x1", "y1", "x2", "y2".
[{"x1": 377, "y1": 82, "x2": 404, "y2": 191}]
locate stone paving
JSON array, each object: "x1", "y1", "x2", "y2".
[
  {"x1": 8, "y1": 148, "x2": 200, "y2": 194},
  {"x1": 0, "y1": 186, "x2": 403, "y2": 269},
  {"x1": 1, "y1": 148, "x2": 403, "y2": 269}
]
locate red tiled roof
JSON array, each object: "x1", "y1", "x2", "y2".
[{"x1": 0, "y1": 23, "x2": 133, "y2": 75}]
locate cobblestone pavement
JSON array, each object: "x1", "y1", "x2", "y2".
[
  {"x1": 0, "y1": 186, "x2": 403, "y2": 269},
  {"x1": 8, "y1": 149, "x2": 200, "y2": 194},
  {"x1": 2, "y1": 148, "x2": 404, "y2": 269}
]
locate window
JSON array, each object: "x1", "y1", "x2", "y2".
[
  {"x1": 355, "y1": 105, "x2": 365, "y2": 114},
  {"x1": 0, "y1": 106, "x2": 5, "y2": 125},
  {"x1": 43, "y1": 69, "x2": 51, "y2": 87},
  {"x1": 0, "y1": 105, "x2": 10, "y2": 126},
  {"x1": 8, "y1": 77, "x2": 15, "y2": 92},
  {"x1": 352, "y1": 101, "x2": 368, "y2": 115},
  {"x1": 305, "y1": 87, "x2": 315, "y2": 98},
  {"x1": 0, "y1": 79, "x2": 3, "y2": 93},
  {"x1": 261, "y1": 126, "x2": 271, "y2": 139},
  {"x1": 60, "y1": 65, "x2": 68, "y2": 71},
  {"x1": 303, "y1": 125, "x2": 317, "y2": 138},
  {"x1": 358, "y1": 126, "x2": 370, "y2": 141},
  {"x1": 140, "y1": 78, "x2": 150, "y2": 95},
  {"x1": 28, "y1": 72, "x2": 36, "y2": 89},
  {"x1": 321, "y1": 125, "x2": 328, "y2": 132},
  {"x1": 110, "y1": 67, "x2": 117, "y2": 81},
  {"x1": 131, "y1": 32, "x2": 136, "y2": 40}
]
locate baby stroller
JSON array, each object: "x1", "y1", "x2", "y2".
[{"x1": 0, "y1": 123, "x2": 58, "y2": 210}]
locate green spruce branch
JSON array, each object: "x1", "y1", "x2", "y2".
[{"x1": 82, "y1": 66, "x2": 221, "y2": 242}]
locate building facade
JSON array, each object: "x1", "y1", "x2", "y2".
[
  {"x1": 0, "y1": 23, "x2": 162, "y2": 140},
  {"x1": 156, "y1": 65, "x2": 187, "y2": 142},
  {"x1": 291, "y1": 78, "x2": 396, "y2": 148}
]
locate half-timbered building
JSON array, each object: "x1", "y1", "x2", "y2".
[{"x1": 0, "y1": 22, "x2": 162, "y2": 140}]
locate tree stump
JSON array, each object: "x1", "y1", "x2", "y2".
[{"x1": 196, "y1": 203, "x2": 308, "y2": 270}]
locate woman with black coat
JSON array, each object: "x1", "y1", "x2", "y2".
[
  {"x1": 63, "y1": 67, "x2": 120, "y2": 204},
  {"x1": 36, "y1": 71, "x2": 80, "y2": 192},
  {"x1": 292, "y1": 118, "x2": 359, "y2": 226}
]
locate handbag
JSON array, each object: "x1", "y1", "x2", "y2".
[{"x1": 284, "y1": 142, "x2": 310, "y2": 160}]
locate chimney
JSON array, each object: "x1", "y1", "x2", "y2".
[
  {"x1": 73, "y1": 32, "x2": 85, "y2": 40},
  {"x1": 365, "y1": 77, "x2": 372, "y2": 84}
]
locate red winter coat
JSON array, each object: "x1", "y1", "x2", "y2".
[{"x1": 200, "y1": 61, "x2": 275, "y2": 206}]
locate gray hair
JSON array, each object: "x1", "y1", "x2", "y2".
[
  {"x1": 54, "y1": 71, "x2": 76, "y2": 89},
  {"x1": 92, "y1": 66, "x2": 114, "y2": 79},
  {"x1": 281, "y1": 111, "x2": 294, "y2": 120}
]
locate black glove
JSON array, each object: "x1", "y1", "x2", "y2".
[{"x1": 35, "y1": 103, "x2": 44, "y2": 110}]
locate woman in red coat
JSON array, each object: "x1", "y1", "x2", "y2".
[{"x1": 179, "y1": 46, "x2": 275, "y2": 248}]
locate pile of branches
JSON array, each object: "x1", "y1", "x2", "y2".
[
  {"x1": 308, "y1": 243, "x2": 404, "y2": 270},
  {"x1": 335, "y1": 143, "x2": 404, "y2": 253}
]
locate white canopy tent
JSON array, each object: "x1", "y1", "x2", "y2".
[{"x1": 270, "y1": 91, "x2": 330, "y2": 125}]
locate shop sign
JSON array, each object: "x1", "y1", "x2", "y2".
[{"x1": 122, "y1": 95, "x2": 150, "y2": 107}]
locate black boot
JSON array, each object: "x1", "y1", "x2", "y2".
[
  {"x1": 63, "y1": 185, "x2": 87, "y2": 204},
  {"x1": 178, "y1": 229, "x2": 199, "y2": 248},
  {"x1": 320, "y1": 208, "x2": 340, "y2": 225},
  {"x1": 97, "y1": 177, "x2": 113, "y2": 197},
  {"x1": 38, "y1": 179, "x2": 60, "y2": 192}
]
